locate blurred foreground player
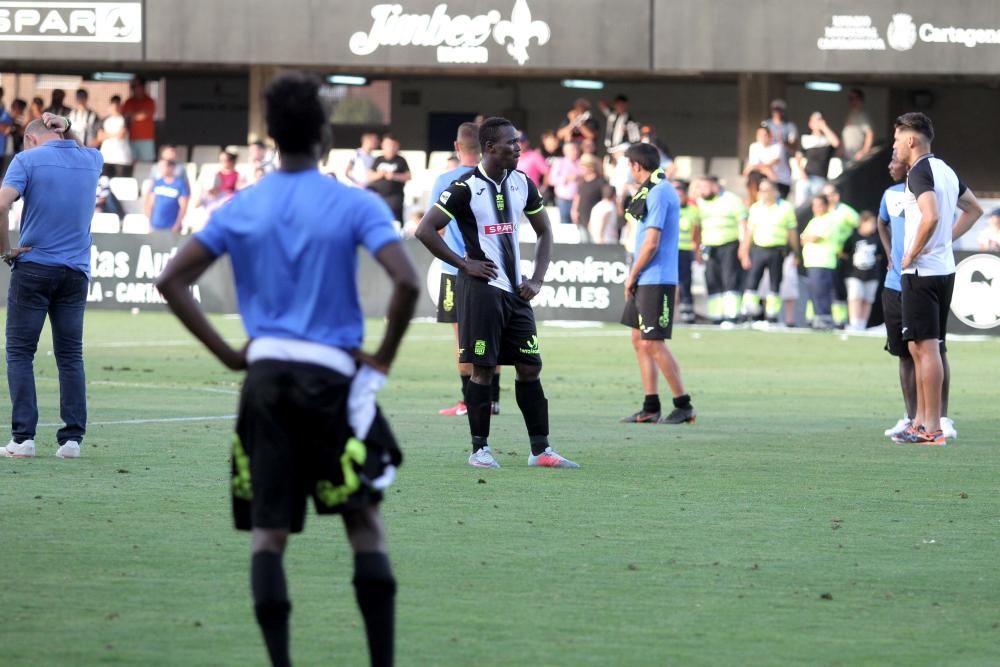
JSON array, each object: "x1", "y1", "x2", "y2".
[
  {"x1": 157, "y1": 72, "x2": 419, "y2": 667},
  {"x1": 416, "y1": 117, "x2": 579, "y2": 469}
]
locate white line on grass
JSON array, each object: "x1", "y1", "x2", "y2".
[
  {"x1": 34, "y1": 377, "x2": 240, "y2": 396},
  {"x1": 38, "y1": 415, "x2": 236, "y2": 427}
]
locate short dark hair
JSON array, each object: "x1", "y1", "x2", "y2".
[
  {"x1": 848, "y1": 88, "x2": 865, "y2": 101},
  {"x1": 894, "y1": 112, "x2": 935, "y2": 142},
  {"x1": 479, "y1": 117, "x2": 514, "y2": 152},
  {"x1": 110, "y1": 95, "x2": 122, "y2": 104},
  {"x1": 614, "y1": 94, "x2": 628, "y2": 103},
  {"x1": 76, "y1": 88, "x2": 88, "y2": 99},
  {"x1": 813, "y1": 194, "x2": 829, "y2": 207},
  {"x1": 672, "y1": 179, "x2": 689, "y2": 190},
  {"x1": 624, "y1": 143, "x2": 661, "y2": 172},
  {"x1": 264, "y1": 72, "x2": 325, "y2": 155}
]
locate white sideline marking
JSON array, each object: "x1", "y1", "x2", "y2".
[
  {"x1": 38, "y1": 415, "x2": 236, "y2": 428},
  {"x1": 35, "y1": 377, "x2": 240, "y2": 396}
]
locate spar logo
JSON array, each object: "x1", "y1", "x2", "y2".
[
  {"x1": 349, "y1": 0, "x2": 550, "y2": 65},
  {"x1": 484, "y1": 223, "x2": 515, "y2": 235},
  {"x1": 0, "y1": 2, "x2": 141, "y2": 43},
  {"x1": 951, "y1": 254, "x2": 1000, "y2": 330}
]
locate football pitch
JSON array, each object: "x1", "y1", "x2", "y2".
[{"x1": 2, "y1": 310, "x2": 999, "y2": 667}]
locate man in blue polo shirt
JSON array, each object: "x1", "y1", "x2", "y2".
[
  {"x1": 1, "y1": 114, "x2": 102, "y2": 459},
  {"x1": 878, "y1": 157, "x2": 957, "y2": 441},
  {"x1": 619, "y1": 143, "x2": 696, "y2": 426}
]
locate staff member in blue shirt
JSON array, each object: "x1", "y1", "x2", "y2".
[
  {"x1": 619, "y1": 143, "x2": 696, "y2": 426},
  {"x1": 1, "y1": 113, "x2": 102, "y2": 460}
]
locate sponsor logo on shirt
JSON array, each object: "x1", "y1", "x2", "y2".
[
  {"x1": 439, "y1": 191, "x2": 451, "y2": 204},
  {"x1": 484, "y1": 223, "x2": 515, "y2": 235}
]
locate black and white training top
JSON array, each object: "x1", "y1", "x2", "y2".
[
  {"x1": 903, "y1": 153, "x2": 967, "y2": 276},
  {"x1": 435, "y1": 164, "x2": 545, "y2": 294}
]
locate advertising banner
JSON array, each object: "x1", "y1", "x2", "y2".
[{"x1": 0, "y1": 1, "x2": 142, "y2": 60}]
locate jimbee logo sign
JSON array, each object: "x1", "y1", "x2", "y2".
[{"x1": 0, "y1": 2, "x2": 141, "y2": 43}]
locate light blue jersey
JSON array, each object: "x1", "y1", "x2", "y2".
[
  {"x1": 3, "y1": 139, "x2": 102, "y2": 275},
  {"x1": 195, "y1": 168, "x2": 399, "y2": 351},
  {"x1": 878, "y1": 183, "x2": 906, "y2": 291},
  {"x1": 634, "y1": 177, "x2": 681, "y2": 286},
  {"x1": 430, "y1": 166, "x2": 474, "y2": 275}
]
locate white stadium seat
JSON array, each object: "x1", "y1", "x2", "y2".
[
  {"x1": 121, "y1": 213, "x2": 150, "y2": 234},
  {"x1": 324, "y1": 149, "x2": 356, "y2": 181},
  {"x1": 551, "y1": 223, "x2": 582, "y2": 244},
  {"x1": 190, "y1": 145, "x2": 221, "y2": 166},
  {"x1": 400, "y1": 150, "x2": 427, "y2": 178},
  {"x1": 427, "y1": 151, "x2": 454, "y2": 173},
  {"x1": 545, "y1": 206, "x2": 561, "y2": 228},
  {"x1": 91, "y1": 212, "x2": 121, "y2": 234},
  {"x1": 672, "y1": 156, "x2": 705, "y2": 181},
  {"x1": 827, "y1": 157, "x2": 844, "y2": 180},
  {"x1": 109, "y1": 177, "x2": 140, "y2": 201}
]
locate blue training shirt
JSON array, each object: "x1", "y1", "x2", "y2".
[
  {"x1": 430, "y1": 165, "x2": 472, "y2": 276},
  {"x1": 878, "y1": 183, "x2": 906, "y2": 292},
  {"x1": 2, "y1": 139, "x2": 102, "y2": 276},
  {"x1": 149, "y1": 176, "x2": 190, "y2": 230},
  {"x1": 634, "y1": 177, "x2": 681, "y2": 285},
  {"x1": 195, "y1": 168, "x2": 400, "y2": 351}
]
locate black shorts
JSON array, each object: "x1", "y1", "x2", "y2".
[
  {"x1": 745, "y1": 245, "x2": 786, "y2": 293},
  {"x1": 232, "y1": 360, "x2": 402, "y2": 533},
  {"x1": 436, "y1": 273, "x2": 459, "y2": 323},
  {"x1": 705, "y1": 241, "x2": 742, "y2": 293},
  {"x1": 457, "y1": 274, "x2": 541, "y2": 367},
  {"x1": 901, "y1": 272, "x2": 954, "y2": 345},
  {"x1": 621, "y1": 284, "x2": 676, "y2": 340}
]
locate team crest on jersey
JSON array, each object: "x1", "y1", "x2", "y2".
[
  {"x1": 439, "y1": 191, "x2": 451, "y2": 204},
  {"x1": 474, "y1": 339, "x2": 487, "y2": 356},
  {"x1": 485, "y1": 223, "x2": 515, "y2": 235},
  {"x1": 495, "y1": 194, "x2": 505, "y2": 211}
]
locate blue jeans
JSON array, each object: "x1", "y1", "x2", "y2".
[
  {"x1": 6, "y1": 262, "x2": 89, "y2": 444},
  {"x1": 807, "y1": 267, "x2": 834, "y2": 317},
  {"x1": 556, "y1": 198, "x2": 573, "y2": 224}
]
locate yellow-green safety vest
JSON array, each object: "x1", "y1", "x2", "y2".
[
  {"x1": 748, "y1": 200, "x2": 796, "y2": 248},
  {"x1": 698, "y1": 191, "x2": 746, "y2": 247}
]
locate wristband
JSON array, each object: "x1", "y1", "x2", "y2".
[{"x1": 62, "y1": 116, "x2": 71, "y2": 132}]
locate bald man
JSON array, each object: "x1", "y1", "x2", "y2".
[{"x1": 1, "y1": 113, "x2": 103, "y2": 459}]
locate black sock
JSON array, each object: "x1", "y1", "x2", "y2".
[
  {"x1": 251, "y1": 551, "x2": 291, "y2": 667},
  {"x1": 491, "y1": 374, "x2": 501, "y2": 402},
  {"x1": 643, "y1": 394, "x2": 661, "y2": 414},
  {"x1": 460, "y1": 375, "x2": 470, "y2": 401},
  {"x1": 466, "y1": 380, "x2": 492, "y2": 451},
  {"x1": 515, "y1": 380, "x2": 549, "y2": 456},
  {"x1": 353, "y1": 552, "x2": 396, "y2": 667},
  {"x1": 672, "y1": 394, "x2": 692, "y2": 409}
]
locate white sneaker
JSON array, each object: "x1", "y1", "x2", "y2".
[
  {"x1": 56, "y1": 440, "x2": 81, "y2": 459},
  {"x1": 940, "y1": 417, "x2": 957, "y2": 440},
  {"x1": 468, "y1": 446, "x2": 501, "y2": 469},
  {"x1": 884, "y1": 417, "x2": 911, "y2": 438},
  {"x1": 4, "y1": 439, "x2": 36, "y2": 458}
]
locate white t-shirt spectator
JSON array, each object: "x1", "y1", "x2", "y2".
[
  {"x1": 842, "y1": 110, "x2": 872, "y2": 158},
  {"x1": 100, "y1": 114, "x2": 131, "y2": 166},
  {"x1": 588, "y1": 198, "x2": 619, "y2": 245},
  {"x1": 748, "y1": 141, "x2": 791, "y2": 186}
]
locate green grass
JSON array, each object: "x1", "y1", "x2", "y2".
[{"x1": 2, "y1": 310, "x2": 999, "y2": 666}]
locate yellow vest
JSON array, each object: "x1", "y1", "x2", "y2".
[
  {"x1": 748, "y1": 200, "x2": 796, "y2": 248},
  {"x1": 802, "y1": 213, "x2": 840, "y2": 269},
  {"x1": 697, "y1": 191, "x2": 746, "y2": 247},
  {"x1": 678, "y1": 206, "x2": 700, "y2": 251}
]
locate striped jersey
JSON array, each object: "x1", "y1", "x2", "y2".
[{"x1": 434, "y1": 164, "x2": 544, "y2": 294}]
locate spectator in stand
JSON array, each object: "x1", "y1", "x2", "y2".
[
  {"x1": 68, "y1": 89, "x2": 101, "y2": 148},
  {"x1": 0, "y1": 108, "x2": 12, "y2": 177},
  {"x1": 198, "y1": 150, "x2": 245, "y2": 212},
  {"x1": 44, "y1": 89, "x2": 71, "y2": 117},
  {"x1": 763, "y1": 99, "x2": 798, "y2": 155},
  {"x1": 123, "y1": 76, "x2": 156, "y2": 164},
  {"x1": 978, "y1": 209, "x2": 1000, "y2": 251},
  {"x1": 674, "y1": 179, "x2": 701, "y2": 324},
  {"x1": 0, "y1": 86, "x2": 5, "y2": 114},
  {"x1": 28, "y1": 97, "x2": 44, "y2": 122},
  {"x1": 98, "y1": 95, "x2": 131, "y2": 178},
  {"x1": 639, "y1": 125, "x2": 674, "y2": 175},
  {"x1": 801, "y1": 194, "x2": 839, "y2": 329},
  {"x1": 95, "y1": 175, "x2": 125, "y2": 218},
  {"x1": 795, "y1": 111, "x2": 840, "y2": 207},
  {"x1": 346, "y1": 132, "x2": 378, "y2": 187},
  {"x1": 7, "y1": 99, "x2": 26, "y2": 157},
  {"x1": 516, "y1": 132, "x2": 548, "y2": 188},
  {"x1": 588, "y1": 183, "x2": 618, "y2": 245},
  {"x1": 556, "y1": 98, "x2": 598, "y2": 145},
  {"x1": 367, "y1": 134, "x2": 410, "y2": 223},
  {"x1": 745, "y1": 125, "x2": 791, "y2": 202},
  {"x1": 843, "y1": 210, "x2": 884, "y2": 330},
  {"x1": 598, "y1": 94, "x2": 641, "y2": 152},
  {"x1": 549, "y1": 141, "x2": 581, "y2": 225},
  {"x1": 246, "y1": 140, "x2": 275, "y2": 179},
  {"x1": 572, "y1": 153, "x2": 606, "y2": 242},
  {"x1": 143, "y1": 145, "x2": 191, "y2": 194},
  {"x1": 144, "y1": 159, "x2": 189, "y2": 234},
  {"x1": 842, "y1": 88, "x2": 874, "y2": 165},
  {"x1": 539, "y1": 130, "x2": 561, "y2": 205}
]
